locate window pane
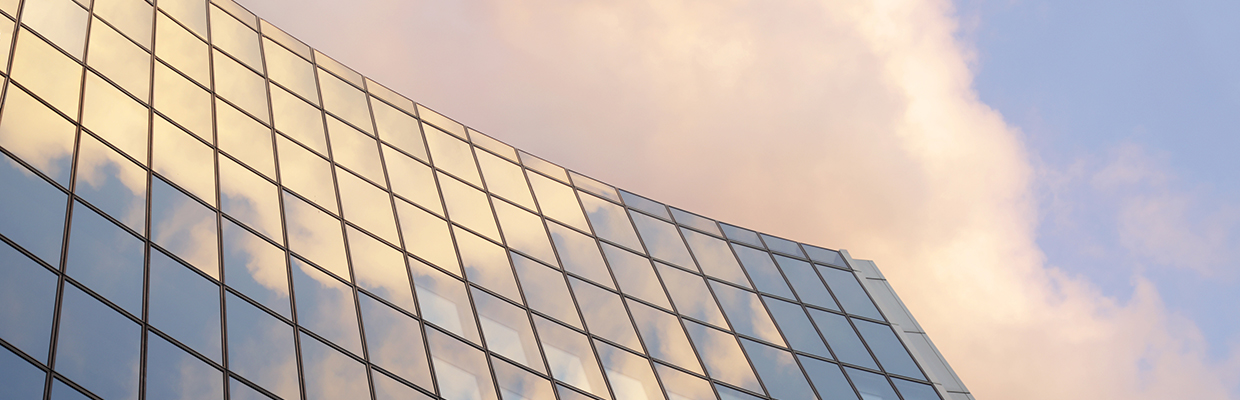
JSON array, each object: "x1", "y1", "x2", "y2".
[
  {"x1": 740, "y1": 339, "x2": 815, "y2": 400},
  {"x1": 798, "y1": 356, "x2": 858, "y2": 400},
  {"x1": 619, "y1": 191, "x2": 668, "y2": 221},
  {"x1": 213, "y1": 52, "x2": 269, "y2": 124},
  {"x1": 602, "y1": 243, "x2": 670, "y2": 310},
  {"x1": 0, "y1": 345, "x2": 46, "y2": 399},
  {"x1": 669, "y1": 208, "x2": 719, "y2": 237},
  {"x1": 12, "y1": 30, "x2": 82, "y2": 119},
  {"x1": 283, "y1": 191, "x2": 349, "y2": 278},
  {"x1": 81, "y1": 74, "x2": 149, "y2": 165},
  {"x1": 291, "y1": 257, "x2": 363, "y2": 355},
  {"x1": 317, "y1": 69, "x2": 372, "y2": 135},
  {"x1": 0, "y1": 153, "x2": 68, "y2": 265},
  {"x1": 719, "y1": 224, "x2": 761, "y2": 248},
  {"x1": 271, "y1": 86, "x2": 326, "y2": 153},
  {"x1": 630, "y1": 212, "x2": 694, "y2": 268},
  {"x1": 348, "y1": 226, "x2": 414, "y2": 311},
  {"x1": 492, "y1": 356, "x2": 555, "y2": 400},
  {"x1": 152, "y1": 116, "x2": 216, "y2": 205},
  {"x1": 328, "y1": 117, "x2": 384, "y2": 183},
  {"x1": 410, "y1": 258, "x2": 479, "y2": 343},
  {"x1": 425, "y1": 125, "x2": 481, "y2": 187},
  {"x1": 300, "y1": 332, "x2": 371, "y2": 400},
  {"x1": 709, "y1": 282, "x2": 784, "y2": 346},
  {"x1": 764, "y1": 297, "x2": 831, "y2": 358},
  {"x1": 511, "y1": 253, "x2": 581, "y2": 329},
  {"x1": 55, "y1": 285, "x2": 141, "y2": 400},
  {"x1": 477, "y1": 150, "x2": 534, "y2": 210},
  {"x1": 151, "y1": 178, "x2": 220, "y2": 278},
  {"x1": 0, "y1": 241, "x2": 58, "y2": 361},
  {"x1": 426, "y1": 328, "x2": 500, "y2": 400},
  {"x1": 86, "y1": 19, "x2": 150, "y2": 99},
  {"x1": 528, "y1": 173, "x2": 587, "y2": 232},
  {"x1": 372, "y1": 98, "x2": 426, "y2": 161},
  {"x1": 595, "y1": 340, "x2": 665, "y2": 400},
  {"x1": 681, "y1": 229, "x2": 748, "y2": 288},
  {"x1": 337, "y1": 169, "x2": 399, "y2": 243},
  {"x1": 441, "y1": 174, "x2": 500, "y2": 241},
  {"x1": 65, "y1": 203, "x2": 144, "y2": 315},
  {"x1": 533, "y1": 316, "x2": 609, "y2": 399},
  {"x1": 149, "y1": 249, "x2": 222, "y2": 362},
  {"x1": 49, "y1": 378, "x2": 92, "y2": 400},
  {"x1": 208, "y1": 5, "x2": 261, "y2": 70},
  {"x1": 731, "y1": 245, "x2": 793, "y2": 299},
  {"x1": 580, "y1": 193, "x2": 641, "y2": 252},
  {"x1": 359, "y1": 294, "x2": 433, "y2": 391},
  {"x1": 73, "y1": 133, "x2": 146, "y2": 232},
  {"x1": 844, "y1": 368, "x2": 899, "y2": 400},
  {"x1": 93, "y1": 0, "x2": 152, "y2": 49},
  {"x1": 569, "y1": 172, "x2": 618, "y2": 203},
  {"x1": 216, "y1": 99, "x2": 275, "y2": 177},
  {"x1": 219, "y1": 156, "x2": 282, "y2": 242},
  {"x1": 655, "y1": 363, "x2": 715, "y2": 400},
  {"x1": 455, "y1": 227, "x2": 521, "y2": 302},
  {"x1": 854, "y1": 320, "x2": 923, "y2": 379},
  {"x1": 807, "y1": 309, "x2": 877, "y2": 369},
  {"x1": 494, "y1": 200, "x2": 556, "y2": 266},
  {"x1": 20, "y1": 0, "x2": 87, "y2": 58},
  {"x1": 159, "y1": 0, "x2": 207, "y2": 38},
  {"x1": 397, "y1": 200, "x2": 460, "y2": 275},
  {"x1": 548, "y1": 223, "x2": 613, "y2": 289},
  {"x1": 467, "y1": 130, "x2": 515, "y2": 162},
  {"x1": 892, "y1": 378, "x2": 940, "y2": 400},
  {"x1": 373, "y1": 369, "x2": 435, "y2": 400},
  {"x1": 759, "y1": 234, "x2": 805, "y2": 259},
  {"x1": 570, "y1": 278, "x2": 641, "y2": 351},
  {"x1": 144, "y1": 333, "x2": 224, "y2": 400},
  {"x1": 228, "y1": 377, "x2": 274, "y2": 400},
  {"x1": 225, "y1": 293, "x2": 301, "y2": 400},
  {"x1": 383, "y1": 145, "x2": 442, "y2": 215},
  {"x1": 682, "y1": 321, "x2": 760, "y2": 394},
  {"x1": 805, "y1": 246, "x2": 847, "y2": 268},
  {"x1": 154, "y1": 64, "x2": 212, "y2": 141},
  {"x1": 472, "y1": 288, "x2": 543, "y2": 373},
  {"x1": 517, "y1": 152, "x2": 565, "y2": 182},
  {"x1": 627, "y1": 301, "x2": 701, "y2": 374},
  {"x1": 774, "y1": 255, "x2": 839, "y2": 310},
  {"x1": 0, "y1": 85, "x2": 76, "y2": 186},
  {"x1": 276, "y1": 135, "x2": 337, "y2": 212},
  {"x1": 417, "y1": 105, "x2": 465, "y2": 139},
  {"x1": 222, "y1": 219, "x2": 291, "y2": 318},
  {"x1": 263, "y1": 37, "x2": 317, "y2": 105},
  {"x1": 654, "y1": 263, "x2": 726, "y2": 328},
  {"x1": 155, "y1": 12, "x2": 209, "y2": 85},
  {"x1": 818, "y1": 266, "x2": 883, "y2": 320}
]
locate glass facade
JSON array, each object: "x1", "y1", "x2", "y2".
[{"x1": 0, "y1": 0, "x2": 966, "y2": 399}]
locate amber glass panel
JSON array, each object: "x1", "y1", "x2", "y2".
[
  {"x1": 511, "y1": 253, "x2": 582, "y2": 329},
  {"x1": 410, "y1": 259, "x2": 480, "y2": 343},
  {"x1": 151, "y1": 178, "x2": 220, "y2": 278},
  {"x1": 382, "y1": 145, "x2": 443, "y2": 216},
  {"x1": 155, "y1": 12, "x2": 209, "y2": 85},
  {"x1": 11, "y1": 29, "x2": 83, "y2": 116},
  {"x1": 327, "y1": 116, "x2": 384, "y2": 183},
  {"x1": 0, "y1": 86, "x2": 77, "y2": 186},
  {"x1": 396, "y1": 199, "x2": 460, "y2": 275},
  {"x1": 336, "y1": 169, "x2": 399, "y2": 243},
  {"x1": 534, "y1": 316, "x2": 610, "y2": 399},
  {"x1": 439, "y1": 173, "x2": 500, "y2": 242},
  {"x1": 547, "y1": 222, "x2": 614, "y2": 289},
  {"x1": 493, "y1": 199, "x2": 557, "y2": 266},
  {"x1": 276, "y1": 135, "x2": 337, "y2": 212},
  {"x1": 569, "y1": 277, "x2": 642, "y2": 351},
  {"x1": 455, "y1": 226, "x2": 521, "y2": 302},
  {"x1": 93, "y1": 0, "x2": 152, "y2": 49},
  {"x1": 159, "y1": 0, "x2": 207, "y2": 38},
  {"x1": 424, "y1": 124, "x2": 482, "y2": 187},
  {"x1": 595, "y1": 340, "x2": 666, "y2": 400},
  {"x1": 208, "y1": 5, "x2": 261, "y2": 70},
  {"x1": 86, "y1": 19, "x2": 151, "y2": 99},
  {"x1": 528, "y1": 173, "x2": 588, "y2": 232},
  {"x1": 20, "y1": 0, "x2": 88, "y2": 58},
  {"x1": 154, "y1": 63, "x2": 212, "y2": 141},
  {"x1": 81, "y1": 74, "x2": 148, "y2": 164},
  {"x1": 472, "y1": 287, "x2": 544, "y2": 372},
  {"x1": 476, "y1": 150, "x2": 535, "y2": 210},
  {"x1": 415, "y1": 104, "x2": 465, "y2": 139},
  {"x1": 218, "y1": 156, "x2": 282, "y2": 242},
  {"x1": 216, "y1": 100, "x2": 275, "y2": 178},
  {"x1": 212, "y1": 51, "x2": 269, "y2": 124},
  {"x1": 263, "y1": 37, "x2": 317, "y2": 104},
  {"x1": 283, "y1": 191, "x2": 349, "y2": 279},
  {"x1": 347, "y1": 227, "x2": 415, "y2": 311},
  {"x1": 270, "y1": 86, "x2": 327, "y2": 154},
  {"x1": 317, "y1": 68, "x2": 372, "y2": 134},
  {"x1": 371, "y1": 97, "x2": 426, "y2": 161},
  {"x1": 151, "y1": 116, "x2": 215, "y2": 204},
  {"x1": 683, "y1": 321, "x2": 762, "y2": 394},
  {"x1": 260, "y1": 20, "x2": 310, "y2": 59}
]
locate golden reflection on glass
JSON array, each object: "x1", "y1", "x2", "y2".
[
  {"x1": 154, "y1": 63, "x2": 212, "y2": 141},
  {"x1": 213, "y1": 51, "x2": 269, "y2": 124},
  {"x1": 366, "y1": 79, "x2": 413, "y2": 112},
  {"x1": 373, "y1": 371, "x2": 435, "y2": 400},
  {"x1": 0, "y1": 17, "x2": 12, "y2": 72},
  {"x1": 0, "y1": 86, "x2": 77, "y2": 186},
  {"x1": 216, "y1": 99, "x2": 275, "y2": 177},
  {"x1": 654, "y1": 363, "x2": 716, "y2": 400},
  {"x1": 472, "y1": 288, "x2": 544, "y2": 373},
  {"x1": 683, "y1": 321, "x2": 761, "y2": 394},
  {"x1": 82, "y1": 74, "x2": 148, "y2": 163},
  {"x1": 0, "y1": 0, "x2": 16, "y2": 19},
  {"x1": 270, "y1": 86, "x2": 327, "y2": 153},
  {"x1": 328, "y1": 116, "x2": 384, "y2": 183},
  {"x1": 654, "y1": 263, "x2": 727, "y2": 328},
  {"x1": 518, "y1": 152, "x2": 567, "y2": 183},
  {"x1": 630, "y1": 212, "x2": 695, "y2": 268},
  {"x1": 291, "y1": 257, "x2": 363, "y2": 355},
  {"x1": 314, "y1": 50, "x2": 362, "y2": 87},
  {"x1": 11, "y1": 29, "x2": 83, "y2": 116},
  {"x1": 627, "y1": 301, "x2": 702, "y2": 374},
  {"x1": 276, "y1": 134, "x2": 337, "y2": 212},
  {"x1": 601, "y1": 244, "x2": 671, "y2": 310},
  {"x1": 371, "y1": 97, "x2": 426, "y2": 161},
  {"x1": 547, "y1": 223, "x2": 613, "y2": 289},
  {"x1": 528, "y1": 173, "x2": 588, "y2": 232},
  {"x1": 219, "y1": 156, "x2": 282, "y2": 242},
  {"x1": 708, "y1": 282, "x2": 785, "y2": 347},
  {"x1": 260, "y1": 20, "x2": 310, "y2": 60},
  {"x1": 155, "y1": 12, "x2": 209, "y2": 85},
  {"x1": 492, "y1": 355, "x2": 556, "y2": 400},
  {"x1": 222, "y1": 218, "x2": 291, "y2": 317},
  {"x1": 317, "y1": 68, "x2": 372, "y2": 135},
  {"x1": 570, "y1": 172, "x2": 619, "y2": 203},
  {"x1": 337, "y1": 169, "x2": 399, "y2": 243},
  {"x1": 151, "y1": 178, "x2": 220, "y2": 278},
  {"x1": 158, "y1": 0, "x2": 207, "y2": 38},
  {"x1": 208, "y1": 5, "x2": 261, "y2": 70},
  {"x1": 681, "y1": 228, "x2": 750, "y2": 288},
  {"x1": 396, "y1": 200, "x2": 460, "y2": 275},
  {"x1": 383, "y1": 145, "x2": 443, "y2": 216},
  {"x1": 426, "y1": 328, "x2": 500, "y2": 400},
  {"x1": 493, "y1": 200, "x2": 556, "y2": 266},
  {"x1": 424, "y1": 124, "x2": 482, "y2": 187},
  {"x1": 476, "y1": 150, "x2": 534, "y2": 210},
  {"x1": 469, "y1": 130, "x2": 516, "y2": 162},
  {"x1": 346, "y1": 226, "x2": 415, "y2": 311},
  {"x1": 152, "y1": 116, "x2": 216, "y2": 204},
  {"x1": 410, "y1": 259, "x2": 480, "y2": 343},
  {"x1": 73, "y1": 134, "x2": 146, "y2": 232},
  {"x1": 92, "y1": 0, "x2": 152, "y2": 49},
  {"x1": 416, "y1": 104, "x2": 465, "y2": 139},
  {"x1": 454, "y1": 226, "x2": 521, "y2": 302},
  {"x1": 569, "y1": 278, "x2": 642, "y2": 350},
  {"x1": 263, "y1": 37, "x2": 317, "y2": 105},
  {"x1": 19, "y1": 0, "x2": 88, "y2": 58},
  {"x1": 359, "y1": 294, "x2": 434, "y2": 392},
  {"x1": 595, "y1": 340, "x2": 666, "y2": 400},
  {"x1": 440, "y1": 173, "x2": 501, "y2": 242},
  {"x1": 533, "y1": 316, "x2": 610, "y2": 399},
  {"x1": 511, "y1": 253, "x2": 582, "y2": 329},
  {"x1": 86, "y1": 19, "x2": 150, "y2": 99},
  {"x1": 283, "y1": 190, "x2": 350, "y2": 279}
]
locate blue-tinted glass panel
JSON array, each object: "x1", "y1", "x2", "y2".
[
  {"x1": 555, "y1": 384, "x2": 595, "y2": 400},
  {"x1": 144, "y1": 333, "x2": 224, "y2": 400},
  {"x1": 73, "y1": 134, "x2": 146, "y2": 232},
  {"x1": 511, "y1": 253, "x2": 582, "y2": 329},
  {"x1": 49, "y1": 379, "x2": 92, "y2": 400},
  {"x1": 410, "y1": 258, "x2": 481, "y2": 343},
  {"x1": 229, "y1": 378, "x2": 275, "y2": 400},
  {"x1": 892, "y1": 378, "x2": 940, "y2": 400},
  {"x1": 619, "y1": 190, "x2": 669, "y2": 221},
  {"x1": 668, "y1": 208, "x2": 719, "y2": 237},
  {"x1": 630, "y1": 212, "x2": 695, "y2": 269},
  {"x1": 759, "y1": 234, "x2": 804, "y2": 259},
  {"x1": 426, "y1": 328, "x2": 500, "y2": 400},
  {"x1": 492, "y1": 355, "x2": 555, "y2": 400},
  {"x1": 493, "y1": 199, "x2": 556, "y2": 266},
  {"x1": 300, "y1": 332, "x2": 372, "y2": 400},
  {"x1": 580, "y1": 192, "x2": 642, "y2": 252},
  {"x1": 602, "y1": 243, "x2": 671, "y2": 310},
  {"x1": 291, "y1": 257, "x2": 363, "y2": 355},
  {"x1": 654, "y1": 363, "x2": 715, "y2": 400},
  {"x1": 804, "y1": 245, "x2": 846, "y2": 267},
  {"x1": 774, "y1": 255, "x2": 839, "y2": 310},
  {"x1": 373, "y1": 370, "x2": 435, "y2": 400},
  {"x1": 740, "y1": 339, "x2": 815, "y2": 400},
  {"x1": 807, "y1": 310, "x2": 877, "y2": 370},
  {"x1": 0, "y1": 345, "x2": 45, "y2": 399},
  {"x1": 569, "y1": 278, "x2": 641, "y2": 351},
  {"x1": 763, "y1": 296, "x2": 830, "y2": 358},
  {"x1": 845, "y1": 368, "x2": 899, "y2": 400},
  {"x1": 548, "y1": 223, "x2": 614, "y2": 289},
  {"x1": 149, "y1": 249, "x2": 222, "y2": 362},
  {"x1": 569, "y1": 172, "x2": 619, "y2": 203},
  {"x1": 0, "y1": 241, "x2": 58, "y2": 361},
  {"x1": 595, "y1": 340, "x2": 665, "y2": 400},
  {"x1": 708, "y1": 281, "x2": 784, "y2": 346},
  {"x1": 853, "y1": 320, "x2": 923, "y2": 379},
  {"x1": 628, "y1": 301, "x2": 701, "y2": 374},
  {"x1": 680, "y1": 228, "x2": 748, "y2": 287},
  {"x1": 654, "y1": 263, "x2": 726, "y2": 328},
  {"x1": 817, "y1": 266, "x2": 883, "y2": 320},
  {"x1": 533, "y1": 316, "x2": 609, "y2": 399},
  {"x1": 714, "y1": 383, "x2": 762, "y2": 400},
  {"x1": 359, "y1": 293, "x2": 434, "y2": 391},
  {"x1": 798, "y1": 356, "x2": 858, "y2": 400},
  {"x1": 54, "y1": 285, "x2": 140, "y2": 400},
  {"x1": 472, "y1": 288, "x2": 543, "y2": 373},
  {"x1": 222, "y1": 219, "x2": 291, "y2": 318},
  {"x1": 718, "y1": 224, "x2": 761, "y2": 248},
  {"x1": 730, "y1": 244, "x2": 793, "y2": 299},
  {"x1": 0, "y1": 151, "x2": 68, "y2": 265},
  {"x1": 151, "y1": 178, "x2": 220, "y2": 278},
  {"x1": 65, "y1": 202, "x2": 144, "y2": 315},
  {"x1": 226, "y1": 293, "x2": 301, "y2": 400},
  {"x1": 683, "y1": 321, "x2": 760, "y2": 394}
]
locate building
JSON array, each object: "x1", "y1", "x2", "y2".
[{"x1": 0, "y1": 0, "x2": 972, "y2": 399}]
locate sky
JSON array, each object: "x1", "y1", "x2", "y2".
[{"x1": 238, "y1": 0, "x2": 1240, "y2": 398}]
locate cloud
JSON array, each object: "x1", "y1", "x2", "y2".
[{"x1": 241, "y1": 0, "x2": 1240, "y2": 398}]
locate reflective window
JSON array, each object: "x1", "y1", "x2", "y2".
[
  {"x1": 155, "y1": 12, "x2": 209, "y2": 85},
  {"x1": 55, "y1": 285, "x2": 141, "y2": 400},
  {"x1": 260, "y1": 20, "x2": 309, "y2": 59},
  {"x1": 570, "y1": 277, "x2": 641, "y2": 351},
  {"x1": 595, "y1": 340, "x2": 665, "y2": 400},
  {"x1": 214, "y1": 0, "x2": 256, "y2": 29},
  {"x1": 517, "y1": 152, "x2": 566, "y2": 182},
  {"x1": 216, "y1": 99, "x2": 275, "y2": 177},
  {"x1": 225, "y1": 293, "x2": 301, "y2": 400},
  {"x1": 315, "y1": 51, "x2": 362, "y2": 87},
  {"x1": 845, "y1": 368, "x2": 899, "y2": 400},
  {"x1": 740, "y1": 339, "x2": 816, "y2": 400},
  {"x1": 208, "y1": 5, "x2": 261, "y2": 70},
  {"x1": 317, "y1": 68, "x2": 372, "y2": 135},
  {"x1": 494, "y1": 199, "x2": 556, "y2": 266},
  {"x1": 93, "y1": 0, "x2": 153, "y2": 49},
  {"x1": 683, "y1": 321, "x2": 761, "y2": 394},
  {"x1": 154, "y1": 63, "x2": 213, "y2": 141},
  {"x1": 602, "y1": 243, "x2": 671, "y2": 310},
  {"x1": 854, "y1": 320, "x2": 923, "y2": 379},
  {"x1": 731, "y1": 245, "x2": 793, "y2": 299},
  {"x1": 148, "y1": 249, "x2": 222, "y2": 362},
  {"x1": 0, "y1": 86, "x2": 76, "y2": 186},
  {"x1": 372, "y1": 98, "x2": 427, "y2": 161},
  {"x1": 556, "y1": 385, "x2": 596, "y2": 400},
  {"x1": 271, "y1": 86, "x2": 327, "y2": 153},
  {"x1": 283, "y1": 190, "x2": 349, "y2": 279},
  {"x1": 410, "y1": 258, "x2": 480, "y2": 343},
  {"x1": 681, "y1": 228, "x2": 749, "y2": 287},
  {"x1": 337, "y1": 169, "x2": 399, "y2": 243},
  {"x1": 222, "y1": 219, "x2": 291, "y2": 317},
  {"x1": 892, "y1": 378, "x2": 940, "y2": 400},
  {"x1": 709, "y1": 282, "x2": 784, "y2": 346},
  {"x1": 219, "y1": 156, "x2": 282, "y2": 242},
  {"x1": 511, "y1": 253, "x2": 582, "y2": 329},
  {"x1": 492, "y1": 356, "x2": 555, "y2": 400},
  {"x1": 73, "y1": 133, "x2": 146, "y2": 232},
  {"x1": 533, "y1": 316, "x2": 609, "y2": 399},
  {"x1": 397, "y1": 200, "x2": 461, "y2": 275},
  {"x1": 152, "y1": 116, "x2": 216, "y2": 204},
  {"x1": 798, "y1": 356, "x2": 858, "y2": 400},
  {"x1": 291, "y1": 257, "x2": 363, "y2": 355},
  {"x1": 654, "y1": 263, "x2": 726, "y2": 328},
  {"x1": 359, "y1": 293, "x2": 434, "y2": 391},
  {"x1": 472, "y1": 288, "x2": 543, "y2": 372},
  {"x1": 425, "y1": 124, "x2": 482, "y2": 187},
  {"x1": 669, "y1": 208, "x2": 719, "y2": 237},
  {"x1": 276, "y1": 135, "x2": 337, "y2": 212},
  {"x1": 469, "y1": 131, "x2": 517, "y2": 162},
  {"x1": 760, "y1": 234, "x2": 805, "y2": 259},
  {"x1": 548, "y1": 223, "x2": 613, "y2": 289},
  {"x1": 367, "y1": 80, "x2": 413, "y2": 111},
  {"x1": 0, "y1": 18, "x2": 9, "y2": 72},
  {"x1": 229, "y1": 377, "x2": 274, "y2": 400},
  {"x1": 805, "y1": 246, "x2": 847, "y2": 268},
  {"x1": 19, "y1": 0, "x2": 87, "y2": 58},
  {"x1": 0, "y1": 241, "x2": 58, "y2": 361},
  {"x1": 440, "y1": 174, "x2": 500, "y2": 241},
  {"x1": 159, "y1": 0, "x2": 207, "y2": 38},
  {"x1": 213, "y1": 52, "x2": 269, "y2": 125},
  {"x1": 528, "y1": 173, "x2": 588, "y2": 231},
  {"x1": 774, "y1": 255, "x2": 839, "y2": 310},
  {"x1": 631, "y1": 212, "x2": 694, "y2": 268},
  {"x1": 0, "y1": 152, "x2": 68, "y2": 266},
  {"x1": 263, "y1": 37, "x2": 318, "y2": 105},
  {"x1": 417, "y1": 105, "x2": 465, "y2": 139},
  {"x1": 456, "y1": 227, "x2": 521, "y2": 302},
  {"x1": 426, "y1": 328, "x2": 500, "y2": 400},
  {"x1": 763, "y1": 297, "x2": 830, "y2": 358},
  {"x1": 383, "y1": 145, "x2": 443, "y2": 215},
  {"x1": 808, "y1": 310, "x2": 877, "y2": 369},
  {"x1": 719, "y1": 224, "x2": 762, "y2": 248},
  {"x1": 81, "y1": 74, "x2": 148, "y2": 164},
  {"x1": 570, "y1": 172, "x2": 619, "y2": 203},
  {"x1": 627, "y1": 301, "x2": 701, "y2": 374},
  {"x1": 817, "y1": 266, "x2": 883, "y2": 320},
  {"x1": 151, "y1": 178, "x2": 220, "y2": 277},
  {"x1": 144, "y1": 332, "x2": 224, "y2": 400},
  {"x1": 477, "y1": 151, "x2": 536, "y2": 211},
  {"x1": 655, "y1": 363, "x2": 715, "y2": 400},
  {"x1": 11, "y1": 29, "x2": 81, "y2": 116},
  {"x1": 0, "y1": 345, "x2": 47, "y2": 399},
  {"x1": 86, "y1": 19, "x2": 150, "y2": 99},
  {"x1": 374, "y1": 370, "x2": 436, "y2": 400},
  {"x1": 300, "y1": 332, "x2": 372, "y2": 400},
  {"x1": 65, "y1": 202, "x2": 144, "y2": 315},
  {"x1": 328, "y1": 117, "x2": 384, "y2": 183},
  {"x1": 619, "y1": 190, "x2": 669, "y2": 221},
  {"x1": 348, "y1": 227, "x2": 415, "y2": 311},
  {"x1": 580, "y1": 192, "x2": 642, "y2": 252}
]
